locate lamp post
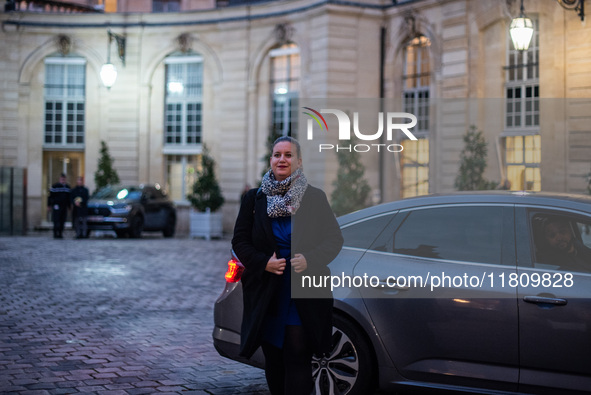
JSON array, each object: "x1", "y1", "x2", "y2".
[
  {"x1": 100, "y1": 30, "x2": 126, "y2": 88},
  {"x1": 510, "y1": 0, "x2": 534, "y2": 51},
  {"x1": 100, "y1": 63, "x2": 117, "y2": 88},
  {"x1": 557, "y1": 0, "x2": 585, "y2": 22}
]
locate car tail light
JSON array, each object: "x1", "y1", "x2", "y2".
[{"x1": 225, "y1": 258, "x2": 244, "y2": 283}]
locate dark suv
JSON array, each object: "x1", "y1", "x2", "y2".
[{"x1": 87, "y1": 184, "x2": 176, "y2": 238}]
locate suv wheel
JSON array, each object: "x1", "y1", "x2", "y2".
[
  {"x1": 128, "y1": 215, "x2": 144, "y2": 238},
  {"x1": 162, "y1": 213, "x2": 176, "y2": 238},
  {"x1": 312, "y1": 315, "x2": 375, "y2": 395}
]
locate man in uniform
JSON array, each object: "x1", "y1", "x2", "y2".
[
  {"x1": 71, "y1": 176, "x2": 90, "y2": 239},
  {"x1": 47, "y1": 173, "x2": 71, "y2": 239}
]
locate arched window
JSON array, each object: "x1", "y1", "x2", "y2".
[
  {"x1": 163, "y1": 53, "x2": 203, "y2": 201},
  {"x1": 401, "y1": 35, "x2": 430, "y2": 198},
  {"x1": 269, "y1": 43, "x2": 300, "y2": 137},
  {"x1": 403, "y1": 35, "x2": 430, "y2": 133}
]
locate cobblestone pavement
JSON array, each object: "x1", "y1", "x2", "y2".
[{"x1": 0, "y1": 231, "x2": 270, "y2": 395}]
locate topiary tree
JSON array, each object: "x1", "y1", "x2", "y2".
[
  {"x1": 330, "y1": 143, "x2": 371, "y2": 216},
  {"x1": 94, "y1": 140, "x2": 120, "y2": 191},
  {"x1": 454, "y1": 126, "x2": 498, "y2": 191},
  {"x1": 187, "y1": 144, "x2": 225, "y2": 212}
]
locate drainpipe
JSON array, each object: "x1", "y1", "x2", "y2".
[{"x1": 379, "y1": 24, "x2": 386, "y2": 204}]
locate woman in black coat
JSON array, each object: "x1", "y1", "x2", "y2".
[{"x1": 232, "y1": 136, "x2": 343, "y2": 395}]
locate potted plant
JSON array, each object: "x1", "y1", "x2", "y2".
[
  {"x1": 94, "y1": 140, "x2": 120, "y2": 191},
  {"x1": 187, "y1": 145, "x2": 225, "y2": 239},
  {"x1": 454, "y1": 126, "x2": 498, "y2": 191}
]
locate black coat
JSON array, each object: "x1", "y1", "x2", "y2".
[
  {"x1": 232, "y1": 185, "x2": 343, "y2": 359},
  {"x1": 48, "y1": 182, "x2": 71, "y2": 209},
  {"x1": 71, "y1": 185, "x2": 89, "y2": 216}
]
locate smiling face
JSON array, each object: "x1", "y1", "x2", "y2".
[{"x1": 270, "y1": 141, "x2": 302, "y2": 181}]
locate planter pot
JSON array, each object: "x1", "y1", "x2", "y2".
[{"x1": 190, "y1": 209, "x2": 223, "y2": 240}]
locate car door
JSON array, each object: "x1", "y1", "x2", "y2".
[
  {"x1": 141, "y1": 188, "x2": 158, "y2": 229},
  {"x1": 516, "y1": 206, "x2": 591, "y2": 393},
  {"x1": 142, "y1": 188, "x2": 167, "y2": 229},
  {"x1": 354, "y1": 204, "x2": 519, "y2": 392}
]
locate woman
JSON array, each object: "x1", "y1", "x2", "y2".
[{"x1": 232, "y1": 136, "x2": 343, "y2": 395}]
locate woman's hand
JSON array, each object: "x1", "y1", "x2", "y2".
[
  {"x1": 265, "y1": 253, "x2": 286, "y2": 275},
  {"x1": 291, "y1": 253, "x2": 308, "y2": 273}
]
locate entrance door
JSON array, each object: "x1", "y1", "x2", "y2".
[{"x1": 42, "y1": 151, "x2": 84, "y2": 222}]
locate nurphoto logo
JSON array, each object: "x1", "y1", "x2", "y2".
[{"x1": 302, "y1": 107, "x2": 418, "y2": 153}]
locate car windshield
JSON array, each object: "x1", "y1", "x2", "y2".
[{"x1": 92, "y1": 186, "x2": 142, "y2": 201}]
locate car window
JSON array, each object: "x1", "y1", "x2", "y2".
[
  {"x1": 341, "y1": 213, "x2": 395, "y2": 250},
  {"x1": 578, "y1": 222, "x2": 591, "y2": 249},
  {"x1": 91, "y1": 186, "x2": 120, "y2": 199},
  {"x1": 153, "y1": 189, "x2": 166, "y2": 199},
  {"x1": 391, "y1": 206, "x2": 504, "y2": 265},
  {"x1": 529, "y1": 210, "x2": 591, "y2": 273},
  {"x1": 127, "y1": 190, "x2": 142, "y2": 200}
]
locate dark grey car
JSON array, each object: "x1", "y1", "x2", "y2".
[
  {"x1": 213, "y1": 191, "x2": 591, "y2": 394},
  {"x1": 87, "y1": 184, "x2": 176, "y2": 238}
]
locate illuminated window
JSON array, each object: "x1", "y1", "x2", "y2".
[
  {"x1": 96, "y1": 0, "x2": 118, "y2": 12},
  {"x1": 270, "y1": 43, "x2": 299, "y2": 137},
  {"x1": 401, "y1": 138, "x2": 429, "y2": 198},
  {"x1": 166, "y1": 155, "x2": 201, "y2": 201},
  {"x1": 403, "y1": 35, "x2": 430, "y2": 133},
  {"x1": 401, "y1": 35, "x2": 430, "y2": 198},
  {"x1": 44, "y1": 57, "x2": 86, "y2": 149},
  {"x1": 506, "y1": 18, "x2": 538, "y2": 129},
  {"x1": 505, "y1": 135, "x2": 541, "y2": 191}
]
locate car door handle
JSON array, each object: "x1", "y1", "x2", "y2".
[
  {"x1": 374, "y1": 279, "x2": 410, "y2": 291},
  {"x1": 523, "y1": 295, "x2": 567, "y2": 306}
]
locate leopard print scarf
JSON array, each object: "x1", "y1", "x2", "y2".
[{"x1": 260, "y1": 168, "x2": 308, "y2": 218}]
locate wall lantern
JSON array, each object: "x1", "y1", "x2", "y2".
[
  {"x1": 100, "y1": 30, "x2": 126, "y2": 88},
  {"x1": 510, "y1": 0, "x2": 534, "y2": 51},
  {"x1": 557, "y1": 0, "x2": 585, "y2": 22}
]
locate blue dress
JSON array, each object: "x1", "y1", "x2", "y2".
[{"x1": 262, "y1": 216, "x2": 302, "y2": 348}]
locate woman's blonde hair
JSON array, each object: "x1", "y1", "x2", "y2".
[{"x1": 273, "y1": 136, "x2": 301, "y2": 159}]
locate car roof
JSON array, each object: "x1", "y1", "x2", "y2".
[{"x1": 338, "y1": 191, "x2": 591, "y2": 225}]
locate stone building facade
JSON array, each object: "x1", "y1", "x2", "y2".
[{"x1": 1, "y1": 0, "x2": 590, "y2": 233}]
